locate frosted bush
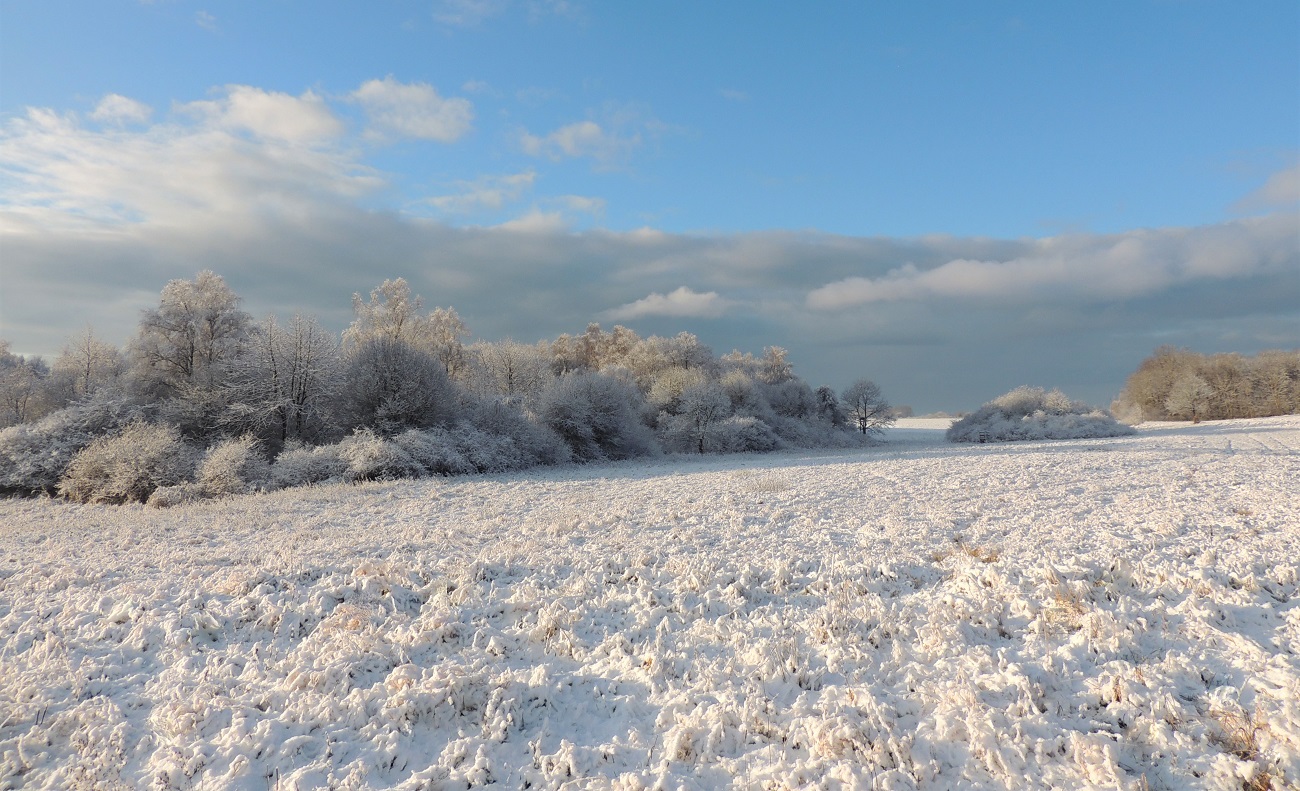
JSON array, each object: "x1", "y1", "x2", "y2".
[
  {"x1": 336, "y1": 428, "x2": 424, "y2": 481},
  {"x1": 714, "y1": 415, "x2": 782, "y2": 453},
  {"x1": 58, "y1": 420, "x2": 196, "y2": 504},
  {"x1": 467, "y1": 401, "x2": 571, "y2": 470},
  {"x1": 537, "y1": 372, "x2": 657, "y2": 461},
  {"x1": 197, "y1": 434, "x2": 270, "y2": 496},
  {"x1": 0, "y1": 395, "x2": 139, "y2": 495},
  {"x1": 270, "y1": 442, "x2": 348, "y2": 488},
  {"x1": 948, "y1": 386, "x2": 1135, "y2": 443},
  {"x1": 392, "y1": 427, "x2": 477, "y2": 476},
  {"x1": 146, "y1": 482, "x2": 205, "y2": 508}
]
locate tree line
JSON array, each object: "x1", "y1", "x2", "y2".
[
  {"x1": 1112, "y1": 346, "x2": 1300, "y2": 423},
  {"x1": 0, "y1": 272, "x2": 893, "y2": 502}
]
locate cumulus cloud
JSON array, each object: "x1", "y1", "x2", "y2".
[
  {"x1": 520, "y1": 120, "x2": 638, "y2": 164},
  {"x1": 352, "y1": 77, "x2": 473, "y2": 143},
  {"x1": 806, "y1": 215, "x2": 1299, "y2": 310},
  {"x1": 1234, "y1": 163, "x2": 1300, "y2": 212},
  {"x1": 428, "y1": 170, "x2": 537, "y2": 213},
  {"x1": 3, "y1": 85, "x2": 1296, "y2": 413},
  {"x1": 181, "y1": 85, "x2": 343, "y2": 143},
  {"x1": 90, "y1": 94, "x2": 153, "y2": 125},
  {"x1": 493, "y1": 208, "x2": 569, "y2": 233},
  {"x1": 0, "y1": 97, "x2": 375, "y2": 231},
  {"x1": 605, "y1": 287, "x2": 734, "y2": 321}
]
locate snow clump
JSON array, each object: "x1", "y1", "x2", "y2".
[{"x1": 947, "y1": 386, "x2": 1135, "y2": 443}]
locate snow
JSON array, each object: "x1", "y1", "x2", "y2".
[{"x1": 1, "y1": 415, "x2": 1297, "y2": 789}]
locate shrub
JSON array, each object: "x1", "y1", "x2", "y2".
[
  {"x1": 392, "y1": 428, "x2": 478, "y2": 476},
  {"x1": 146, "y1": 483, "x2": 205, "y2": 509},
  {"x1": 336, "y1": 429, "x2": 424, "y2": 481},
  {"x1": 714, "y1": 415, "x2": 782, "y2": 453},
  {"x1": 58, "y1": 420, "x2": 196, "y2": 503},
  {"x1": 947, "y1": 386, "x2": 1135, "y2": 443},
  {"x1": 0, "y1": 395, "x2": 140, "y2": 495},
  {"x1": 270, "y1": 442, "x2": 348, "y2": 488},
  {"x1": 537, "y1": 372, "x2": 657, "y2": 462},
  {"x1": 197, "y1": 434, "x2": 270, "y2": 496}
]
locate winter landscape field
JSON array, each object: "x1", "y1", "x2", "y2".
[{"x1": 1, "y1": 415, "x2": 1297, "y2": 790}]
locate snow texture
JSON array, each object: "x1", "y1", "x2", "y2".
[{"x1": 1, "y1": 416, "x2": 1297, "y2": 789}]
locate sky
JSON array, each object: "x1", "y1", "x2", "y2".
[{"x1": 1, "y1": 0, "x2": 1297, "y2": 413}]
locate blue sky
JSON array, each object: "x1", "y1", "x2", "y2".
[{"x1": 2, "y1": 1, "x2": 1297, "y2": 412}]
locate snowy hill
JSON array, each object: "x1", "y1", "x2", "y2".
[{"x1": 1, "y1": 416, "x2": 1297, "y2": 789}]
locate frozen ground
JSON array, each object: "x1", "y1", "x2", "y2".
[{"x1": 1, "y1": 416, "x2": 1297, "y2": 790}]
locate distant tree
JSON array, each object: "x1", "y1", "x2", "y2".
[
  {"x1": 344, "y1": 278, "x2": 427, "y2": 349},
  {"x1": 337, "y1": 338, "x2": 459, "y2": 435},
  {"x1": 344, "y1": 279, "x2": 469, "y2": 378},
  {"x1": 465, "y1": 339, "x2": 554, "y2": 406},
  {"x1": 224, "y1": 314, "x2": 341, "y2": 444},
  {"x1": 1164, "y1": 373, "x2": 1214, "y2": 422},
  {"x1": 0, "y1": 344, "x2": 52, "y2": 427},
  {"x1": 52, "y1": 326, "x2": 123, "y2": 401},
  {"x1": 537, "y1": 372, "x2": 657, "y2": 461},
  {"x1": 758, "y1": 346, "x2": 794, "y2": 384},
  {"x1": 129, "y1": 270, "x2": 251, "y2": 398},
  {"x1": 842, "y1": 379, "x2": 894, "y2": 436},
  {"x1": 815, "y1": 386, "x2": 847, "y2": 426},
  {"x1": 662, "y1": 382, "x2": 731, "y2": 454}
]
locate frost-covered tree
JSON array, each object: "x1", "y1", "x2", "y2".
[
  {"x1": 0, "y1": 343, "x2": 52, "y2": 427},
  {"x1": 51, "y1": 326, "x2": 123, "y2": 401},
  {"x1": 337, "y1": 338, "x2": 460, "y2": 435},
  {"x1": 224, "y1": 314, "x2": 341, "y2": 444},
  {"x1": 815, "y1": 386, "x2": 846, "y2": 427},
  {"x1": 465, "y1": 339, "x2": 554, "y2": 406},
  {"x1": 661, "y1": 382, "x2": 731, "y2": 454},
  {"x1": 129, "y1": 271, "x2": 251, "y2": 397},
  {"x1": 537, "y1": 372, "x2": 657, "y2": 461},
  {"x1": 344, "y1": 279, "x2": 470, "y2": 377},
  {"x1": 1164, "y1": 373, "x2": 1214, "y2": 422},
  {"x1": 842, "y1": 379, "x2": 893, "y2": 436}
]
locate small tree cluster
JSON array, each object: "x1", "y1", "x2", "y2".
[
  {"x1": 1113, "y1": 346, "x2": 1300, "y2": 423},
  {"x1": 947, "y1": 386, "x2": 1134, "y2": 443},
  {"x1": 1, "y1": 272, "x2": 894, "y2": 503}
]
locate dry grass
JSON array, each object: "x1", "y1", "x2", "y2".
[{"x1": 1209, "y1": 704, "x2": 1275, "y2": 791}]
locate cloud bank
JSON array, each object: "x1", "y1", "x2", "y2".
[{"x1": 2, "y1": 85, "x2": 1296, "y2": 412}]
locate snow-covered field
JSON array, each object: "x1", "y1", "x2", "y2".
[{"x1": 1, "y1": 416, "x2": 1297, "y2": 790}]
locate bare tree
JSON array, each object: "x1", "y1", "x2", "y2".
[
  {"x1": 225, "y1": 314, "x2": 341, "y2": 444},
  {"x1": 465, "y1": 340, "x2": 554, "y2": 406},
  {"x1": 52, "y1": 326, "x2": 123, "y2": 400},
  {"x1": 1164, "y1": 373, "x2": 1213, "y2": 422},
  {"x1": 129, "y1": 270, "x2": 251, "y2": 397},
  {"x1": 842, "y1": 379, "x2": 894, "y2": 436},
  {"x1": 345, "y1": 279, "x2": 470, "y2": 378}
]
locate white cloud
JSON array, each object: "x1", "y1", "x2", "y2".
[
  {"x1": 90, "y1": 94, "x2": 152, "y2": 125},
  {"x1": 719, "y1": 88, "x2": 749, "y2": 102},
  {"x1": 519, "y1": 120, "x2": 638, "y2": 164},
  {"x1": 554, "y1": 195, "x2": 605, "y2": 216},
  {"x1": 806, "y1": 214, "x2": 1299, "y2": 310},
  {"x1": 352, "y1": 77, "x2": 473, "y2": 143},
  {"x1": 493, "y1": 208, "x2": 569, "y2": 233},
  {"x1": 428, "y1": 170, "x2": 536, "y2": 212},
  {"x1": 1235, "y1": 163, "x2": 1300, "y2": 212},
  {"x1": 195, "y1": 10, "x2": 217, "y2": 31},
  {"x1": 0, "y1": 100, "x2": 376, "y2": 231},
  {"x1": 181, "y1": 85, "x2": 343, "y2": 143},
  {"x1": 605, "y1": 287, "x2": 734, "y2": 321}
]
